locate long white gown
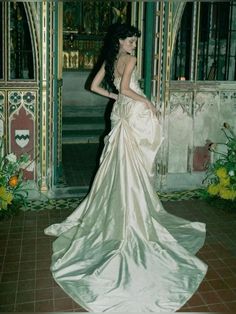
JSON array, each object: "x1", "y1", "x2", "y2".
[{"x1": 45, "y1": 68, "x2": 207, "y2": 312}]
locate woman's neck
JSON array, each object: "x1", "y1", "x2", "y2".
[{"x1": 116, "y1": 51, "x2": 128, "y2": 59}]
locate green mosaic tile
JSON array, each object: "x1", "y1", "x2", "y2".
[
  {"x1": 19, "y1": 190, "x2": 204, "y2": 213},
  {"x1": 21, "y1": 198, "x2": 83, "y2": 212},
  {"x1": 158, "y1": 189, "x2": 204, "y2": 201}
]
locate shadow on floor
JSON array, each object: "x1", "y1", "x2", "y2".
[{"x1": 62, "y1": 143, "x2": 102, "y2": 187}]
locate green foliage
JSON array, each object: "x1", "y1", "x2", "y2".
[
  {"x1": 0, "y1": 136, "x2": 30, "y2": 216},
  {"x1": 203, "y1": 123, "x2": 236, "y2": 204}
]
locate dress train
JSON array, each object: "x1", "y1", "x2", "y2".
[{"x1": 45, "y1": 69, "x2": 207, "y2": 312}]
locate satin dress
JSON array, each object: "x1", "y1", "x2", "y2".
[{"x1": 45, "y1": 68, "x2": 207, "y2": 312}]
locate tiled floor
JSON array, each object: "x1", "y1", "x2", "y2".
[{"x1": 0, "y1": 199, "x2": 236, "y2": 312}]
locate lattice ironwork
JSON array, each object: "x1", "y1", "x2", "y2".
[{"x1": 172, "y1": 1, "x2": 236, "y2": 81}]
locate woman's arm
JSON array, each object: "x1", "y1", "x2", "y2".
[
  {"x1": 120, "y1": 56, "x2": 156, "y2": 114},
  {"x1": 90, "y1": 63, "x2": 117, "y2": 100}
]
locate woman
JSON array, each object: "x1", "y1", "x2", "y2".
[{"x1": 45, "y1": 23, "x2": 207, "y2": 312}]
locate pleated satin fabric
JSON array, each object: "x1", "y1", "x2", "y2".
[{"x1": 45, "y1": 68, "x2": 207, "y2": 312}]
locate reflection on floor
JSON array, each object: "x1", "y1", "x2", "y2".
[
  {"x1": 0, "y1": 199, "x2": 236, "y2": 312},
  {"x1": 62, "y1": 143, "x2": 103, "y2": 187}
]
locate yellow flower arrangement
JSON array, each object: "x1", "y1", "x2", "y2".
[
  {"x1": 207, "y1": 184, "x2": 220, "y2": 196},
  {"x1": 219, "y1": 187, "x2": 236, "y2": 201},
  {"x1": 204, "y1": 123, "x2": 236, "y2": 205},
  {"x1": 216, "y1": 167, "x2": 227, "y2": 179},
  {"x1": 219, "y1": 175, "x2": 230, "y2": 187},
  {"x1": 0, "y1": 136, "x2": 30, "y2": 216},
  {"x1": 0, "y1": 186, "x2": 13, "y2": 209}
]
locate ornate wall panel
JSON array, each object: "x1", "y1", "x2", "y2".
[
  {"x1": 220, "y1": 91, "x2": 236, "y2": 126},
  {"x1": 167, "y1": 84, "x2": 236, "y2": 186},
  {"x1": 168, "y1": 92, "x2": 193, "y2": 173},
  {"x1": 194, "y1": 91, "x2": 220, "y2": 146},
  {"x1": 192, "y1": 92, "x2": 220, "y2": 171},
  {"x1": 8, "y1": 90, "x2": 37, "y2": 180},
  {"x1": 1, "y1": 2, "x2": 39, "y2": 188}
]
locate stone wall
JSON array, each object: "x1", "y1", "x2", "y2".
[{"x1": 160, "y1": 82, "x2": 236, "y2": 191}]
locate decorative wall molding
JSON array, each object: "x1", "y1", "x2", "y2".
[
  {"x1": 220, "y1": 91, "x2": 236, "y2": 104},
  {"x1": 23, "y1": 91, "x2": 36, "y2": 115},
  {"x1": 8, "y1": 91, "x2": 36, "y2": 116},
  {"x1": 166, "y1": 85, "x2": 236, "y2": 189},
  {"x1": 169, "y1": 92, "x2": 193, "y2": 116},
  {"x1": 194, "y1": 91, "x2": 219, "y2": 115}
]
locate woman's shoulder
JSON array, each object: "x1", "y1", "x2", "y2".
[
  {"x1": 123, "y1": 55, "x2": 137, "y2": 65},
  {"x1": 121, "y1": 55, "x2": 137, "y2": 73}
]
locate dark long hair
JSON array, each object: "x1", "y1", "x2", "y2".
[{"x1": 102, "y1": 23, "x2": 141, "y2": 92}]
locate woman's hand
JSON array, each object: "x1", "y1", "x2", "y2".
[
  {"x1": 156, "y1": 109, "x2": 161, "y2": 120},
  {"x1": 145, "y1": 101, "x2": 162, "y2": 120},
  {"x1": 145, "y1": 100, "x2": 157, "y2": 116},
  {"x1": 109, "y1": 92, "x2": 118, "y2": 100}
]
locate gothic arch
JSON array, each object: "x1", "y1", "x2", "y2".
[
  {"x1": 171, "y1": 2, "x2": 186, "y2": 58},
  {"x1": 24, "y1": 2, "x2": 40, "y2": 82}
]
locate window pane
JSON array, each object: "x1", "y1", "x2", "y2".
[
  {"x1": 171, "y1": 1, "x2": 236, "y2": 82},
  {"x1": 171, "y1": 3, "x2": 193, "y2": 80},
  {"x1": 228, "y1": 4, "x2": 236, "y2": 80},
  {"x1": 9, "y1": 2, "x2": 34, "y2": 79},
  {"x1": 197, "y1": 2, "x2": 234, "y2": 81},
  {"x1": 0, "y1": 3, "x2": 3, "y2": 79}
]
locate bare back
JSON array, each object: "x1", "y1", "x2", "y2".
[{"x1": 114, "y1": 54, "x2": 133, "y2": 79}]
